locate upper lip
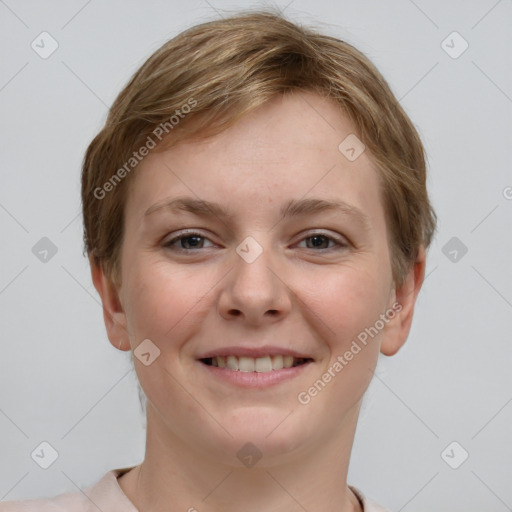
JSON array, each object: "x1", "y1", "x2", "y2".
[{"x1": 197, "y1": 346, "x2": 314, "y2": 360}]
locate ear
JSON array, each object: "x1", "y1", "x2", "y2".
[
  {"x1": 380, "y1": 246, "x2": 426, "y2": 356},
  {"x1": 89, "y1": 254, "x2": 131, "y2": 352}
]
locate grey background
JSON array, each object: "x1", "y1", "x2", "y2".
[{"x1": 1, "y1": 1, "x2": 511, "y2": 510}]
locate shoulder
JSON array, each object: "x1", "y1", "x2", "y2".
[
  {"x1": 0, "y1": 491, "x2": 89, "y2": 512},
  {"x1": 0, "y1": 467, "x2": 137, "y2": 512},
  {"x1": 349, "y1": 485, "x2": 390, "y2": 512}
]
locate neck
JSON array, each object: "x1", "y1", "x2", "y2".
[{"x1": 119, "y1": 401, "x2": 363, "y2": 512}]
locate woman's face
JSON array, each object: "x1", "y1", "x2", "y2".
[{"x1": 106, "y1": 91, "x2": 412, "y2": 465}]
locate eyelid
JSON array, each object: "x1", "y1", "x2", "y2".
[
  {"x1": 163, "y1": 229, "x2": 215, "y2": 247},
  {"x1": 295, "y1": 230, "x2": 349, "y2": 249}
]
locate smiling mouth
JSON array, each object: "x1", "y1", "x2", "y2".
[{"x1": 199, "y1": 355, "x2": 313, "y2": 372}]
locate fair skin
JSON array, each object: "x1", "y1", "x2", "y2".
[{"x1": 91, "y1": 91, "x2": 425, "y2": 512}]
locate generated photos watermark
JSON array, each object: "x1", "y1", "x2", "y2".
[
  {"x1": 297, "y1": 301, "x2": 402, "y2": 405},
  {"x1": 93, "y1": 97, "x2": 197, "y2": 200}
]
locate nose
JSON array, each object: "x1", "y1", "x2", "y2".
[{"x1": 217, "y1": 238, "x2": 292, "y2": 325}]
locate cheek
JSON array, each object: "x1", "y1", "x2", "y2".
[
  {"x1": 314, "y1": 262, "x2": 390, "y2": 338},
  {"x1": 303, "y1": 269, "x2": 385, "y2": 413},
  {"x1": 321, "y1": 263, "x2": 392, "y2": 398},
  {"x1": 123, "y1": 256, "x2": 216, "y2": 342},
  {"x1": 122, "y1": 259, "x2": 210, "y2": 398}
]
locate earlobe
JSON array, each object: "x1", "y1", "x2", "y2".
[
  {"x1": 89, "y1": 255, "x2": 131, "y2": 352},
  {"x1": 380, "y1": 247, "x2": 426, "y2": 356}
]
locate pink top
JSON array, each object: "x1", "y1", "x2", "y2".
[{"x1": 0, "y1": 467, "x2": 389, "y2": 511}]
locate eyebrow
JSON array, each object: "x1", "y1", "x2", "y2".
[{"x1": 143, "y1": 195, "x2": 371, "y2": 231}]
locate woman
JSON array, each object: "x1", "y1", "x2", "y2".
[{"x1": 1, "y1": 9, "x2": 436, "y2": 512}]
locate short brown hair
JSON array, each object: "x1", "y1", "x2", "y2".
[{"x1": 81, "y1": 9, "x2": 437, "y2": 289}]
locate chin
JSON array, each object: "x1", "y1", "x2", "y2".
[{"x1": 216, "y1": 408, "x2": 312, "y2": 459}]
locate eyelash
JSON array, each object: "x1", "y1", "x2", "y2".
[{"x1": 162, "y1": 230, "x2": 348, "y2": 253}]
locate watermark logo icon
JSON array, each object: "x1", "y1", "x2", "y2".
[
  {"x1": 441, "y1": 31, "x2": 468, "y2": 59},
  {"x1": 236, "y1": 236, "x2": 263, "y2": 264},
  {"x1": 236, "y1": 442, "x2": 262, "y2": 468},
  {"x1": 32, "y1": 237, "x2": 58, "y2": 263},
  {"x1": 31, "y1": 441, "x2": 59, "y2": 469},
  {"x1": 31, "y1": 32, "x2": 59, "y2": 59},
  {"x1": 338, "y1": 134, "x2": 366, "y2": 162},
  {"x1": 134, "y1": 338, "x2": 161, "y2": 366},
  {"x1": 442, "y1": 236, "x2": 468, "y2": 263},
  {"x1": 441, "y1": 441, "x2": 469, "y2": 469}
]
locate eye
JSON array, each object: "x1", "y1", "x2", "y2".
[
  {"x1": 163, "y1": 231, "x2": 214, "y2": 251},
  {"x1": 296, "y1": 232, "x2": 347, "y2": 251},
  {"x1": 162, "y1": 230, "x2": 348, "y2": 254}
]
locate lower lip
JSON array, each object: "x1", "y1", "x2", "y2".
[{"x1": 197, "y1": 360, "x2": 313, "y2": 388}]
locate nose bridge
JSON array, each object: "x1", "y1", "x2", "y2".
[
  {"x1": 219, "y1": 233, "x2": 290, "y2": 321},
  {"x1": 234, "y1": 233, "x2": 279, "y2": 295}
]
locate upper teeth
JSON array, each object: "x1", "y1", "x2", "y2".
[{"x1": 210, "y1": 355, "x2": 300, "y2": 372}]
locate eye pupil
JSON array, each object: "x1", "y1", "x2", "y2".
[
  {"x1": 183, "y1": 236, "x2": 202, "y2": 248},
  {"x1": 308, "y1": 235, "x2": 328, "y2": 249}
]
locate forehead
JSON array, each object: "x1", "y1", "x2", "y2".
[{"x1": 124, "y1": 91, "x2": 386, "y2": 232}]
